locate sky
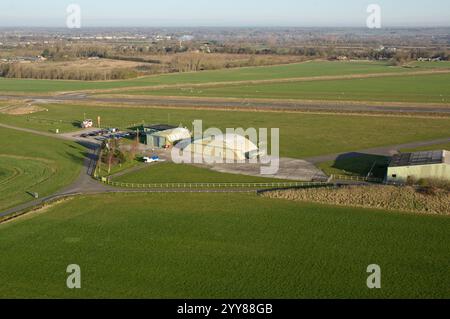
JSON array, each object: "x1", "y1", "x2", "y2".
[{"x1": 0, "y1": 0, "x2": 449, "y2": 28}]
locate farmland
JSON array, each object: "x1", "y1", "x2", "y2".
[
  {"x1": 1, "y1": 53, "x2": 450, "y2": 302},
  {"x1": 0, "y1": 60, "x2": 447, "y2": 93},
  {"x1": 0, "y1": 127, "x2": 84, "y2": 211},
  {"x1": 0, "y1": 193, "x2": 448, "y2": 298},
  {"x1": 2, "y1": 103, "x2": 450, "y2": 159},
  {"x1": 123, "y1": 72, "x2": 450, "y2": 104}
]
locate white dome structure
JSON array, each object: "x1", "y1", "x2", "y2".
[{"x1": 184, "y1": 133, "x2": 259, "y2": 161}]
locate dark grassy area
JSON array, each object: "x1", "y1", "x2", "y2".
[
  {"x1": 0, "y1": 193, "x2": 448, "y2": 298},
  {"x1": 318, "y1": 154, "x2": 390, "y2": 179}
]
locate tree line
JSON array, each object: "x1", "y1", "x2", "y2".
[{"x1": 0, "y1": 63, "x2": 138, "y2": 81}]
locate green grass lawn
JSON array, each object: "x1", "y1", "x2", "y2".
[
  {"x1": 0, "y1": 60, "x2": 445, "y2": 93},
  {"x1": 0, "y1": 193, "x2": 448, "y2": 298},
  {"x1": 400, "y1": 142, "x2": 450, "y2": 153},
  {"x1": 113, "y1": 162, "x2": 289, "y2": 183},
  {"x1": 127, "y1": 73, "x2": 450, "y2": 104},
  {"x1": 2, "y1": 103, "x2": 450, "y2": 159},
  {"x1": 0, "y1": 127, "x2": 85, "y2": 211}
]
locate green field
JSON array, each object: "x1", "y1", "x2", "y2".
[
  {"x1": 113, "y1": 162, "x2": 289, "y2": 183},
  {"x1": 400, "y1": 142, "x2": 450, "y2": 153},
  {"x1": 125, "y1": 73, "x2": 450, "y2": 103},
  {"x1": 0, "y1": 127, "x2": 84, "y2": 211},
  {"x1": 0, "y1": 193, "x2": 448, "y2": 298},
  {"x1": 3, "y1": 104, "x2": 450, "y2": 159},
  {"x1": 2, "y1": 103, "x2": 450, "y2": 159},
  {"x1": 0, "y1": 60, "x2": 447, "y2": 93}
]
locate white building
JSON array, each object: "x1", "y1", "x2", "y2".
[{"x1": 182, "y1": 133, "x2": 259, "y2": 161}]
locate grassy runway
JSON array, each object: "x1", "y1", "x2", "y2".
[
  {"x1": 124, "y1": 73, "x2": 450, "y2": 104},
  {"x1": 0, "y1": 193, "x2": 448, "y2": 298},
  {"x1": 2, "y1": 103, "x2": 450, "y2": 159}
]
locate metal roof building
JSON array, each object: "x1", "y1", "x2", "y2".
[
  {"x1": 142, "y1": 124, "x2": 191, "y2": 148},
  {"x1": 387, "y1": 150, "x2": 450, "y2": 183},
  {"x1": 182, "y1": 133, "x2": 259, "y2": 161}
]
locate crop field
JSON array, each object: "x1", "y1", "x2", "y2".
[
  {"x1": 0, "y1": 193, "x2": 448, "y2": 298},
  {"x1": 0, "y1": 60, "x2": 447, "y2": 93},
  {"x1": 0, "y1": 127, "x2": 85, "y2": 211},
  {"x1": 2, "y1": 103, "x2": 450, "y2": 159},
  {"x1": 125, "y1": 73, "x2": 450, "y2": 104}
]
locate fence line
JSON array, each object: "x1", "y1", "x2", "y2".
[
  {"x1": 100, "y1": 179, "x2": 330, "y2": 189},
  {"x1": 330, "y1": 174, "x2": 383, "y2": 183}
]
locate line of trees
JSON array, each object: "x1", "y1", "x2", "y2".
[{"x1": 0, "y1": 63, "x2": 138, "y2": 80}]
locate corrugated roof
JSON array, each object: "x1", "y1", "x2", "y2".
[
  {"x1": 389, "y1": 150, "x2": 446, "y2": 167},
  {"x1": 192, "y1": 134, "x2": 259, "y2": 153},
  {"x1": 154, "y1": 128, "x2": 191, "y2": 143},
  {"x1": 144, "y1": 124, "x2": 177, "y2": 132}
]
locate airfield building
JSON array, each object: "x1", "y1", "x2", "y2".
[
  {"x1": 386, "y1": 150, "x2": 450, "y2": 183},
  {"x1": 182, "y1": 133, "x2": 259, "y2": 161},
  {"x1": 142, "y1": 124, "x2": 191, "y2": 148}
]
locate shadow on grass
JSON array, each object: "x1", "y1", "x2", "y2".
[{"x1": 330, "y1": 153, "x2": 390, "y2": 179}]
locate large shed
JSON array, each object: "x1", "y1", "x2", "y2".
[
  {"x1": 387, "y1": 150, "x2": 450, "y2": 183},
  {"x1": 142, "y1": 125, "x2": 191, "y2": 148},
  {"x1": 183, "y1": 133, "x2": 259, "y2": 161}
]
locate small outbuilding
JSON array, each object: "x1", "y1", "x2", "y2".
[{"x1": 387, "y1": 150, "x2": 450, "y2": 183}]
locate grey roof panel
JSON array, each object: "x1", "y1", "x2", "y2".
[{"x1": 389, "y1": 150, "x2": 445, "y2": 167}]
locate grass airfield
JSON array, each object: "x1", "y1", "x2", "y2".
[
  {"x1": 0, "y1": 59, "x2": 449, "y2": 299},
  {"x1": 2, "y1": 103, "x2": 450, "y2": 159},
  {"x1": 0, "y1": 193, "x2": 449, "y2": 299}
]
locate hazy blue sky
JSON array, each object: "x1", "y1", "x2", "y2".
[{"x1": 1, "y1": 0, "x2": 449, "y2": 27}]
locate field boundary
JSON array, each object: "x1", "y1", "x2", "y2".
[{"x1": 101, "y1": 179, "x2": 331, "y2": 189}]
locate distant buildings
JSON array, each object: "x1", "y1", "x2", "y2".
[
  {"x1": 0, "y1": 56, "x2": 47, "y2": 63},
  {"x1": 417, "y1": 57, "x2": 443, "y2": 62}
]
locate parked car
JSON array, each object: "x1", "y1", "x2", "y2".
[{"x1": 143, "y1": 156, "x2": 162, "y2": 163}]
